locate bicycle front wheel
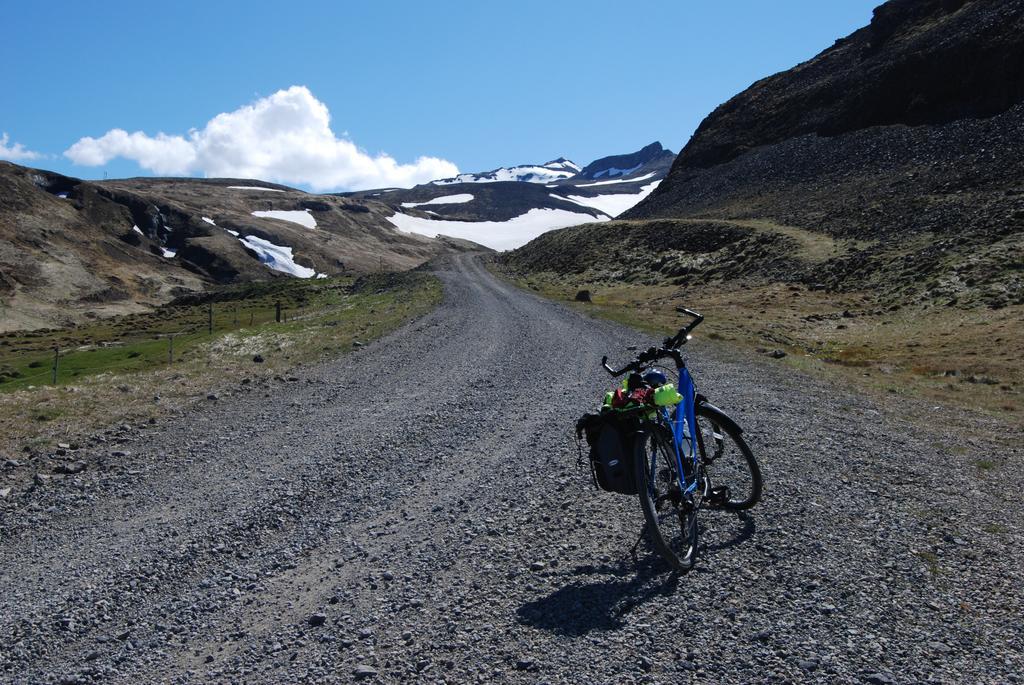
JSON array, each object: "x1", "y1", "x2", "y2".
[
  {"x1": 695, "y1": 405, "x2": 762, "y2": 510},
  {"x1": 634, "y1": 424, "x2": 699, "y2": 573}
]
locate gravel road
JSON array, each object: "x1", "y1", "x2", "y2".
[{"x1": 2, "y1": 254, "x2": 1022, "y2": 684}]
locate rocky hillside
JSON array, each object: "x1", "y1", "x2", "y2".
[
  {"x1": 342, "y1": 142, "x2": 674, "y2": 250},
  {"x1": 500, "y1": 0, "x2": 1024, "y2": 417},
  {"x1": 511, "y1": 0, "x2": 1024, "y2": 311},
  {"x1": 0, "y1": 162, "x2": 476, "y2": 331}
]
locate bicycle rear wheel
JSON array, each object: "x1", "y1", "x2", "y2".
[
  {"x1": 695, "y1": 405, "x2": 761, "y2": 510},
  {"x1": 634, "y1": 424, "x2": 699, "y2": 573}
]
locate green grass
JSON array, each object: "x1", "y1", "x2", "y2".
[
  {"x1": 0, "y1": 272, "x2": 442, "y2": 456},
  {"x1": 33, "y1": 407, "x2": 64, "y2": 422},
  {"x1": 675, "y1": 217, "x2": 865, "y2": 263},
  {"x1": 0, "y1": 274, "x2": 432, "y2": 392}
]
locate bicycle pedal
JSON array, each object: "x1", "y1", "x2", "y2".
[{"x1": 706, "y1": 486, "x2": 730, "y2": 507}]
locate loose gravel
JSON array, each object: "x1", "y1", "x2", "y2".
[{"x1": 1, "y1": 254, "x2": 1022, "y2": 684}]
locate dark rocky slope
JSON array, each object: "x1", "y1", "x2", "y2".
[
  {"x1": 660, "y1": 0, "x2": 1024, "y2": 171},
  {"x1": 512, "y1": 0, "x2": 1024, "y2": 310}
]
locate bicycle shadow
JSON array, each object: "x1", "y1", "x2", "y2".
[
  {"x1": 701, "y1": 510, "x2": 757, "y2": 555},
  {"x1": 517, "y1": 514, "x2": 757, "y2": 636},
  {"x1": 515, "y1": 555, "x2": 678, "y2": 636}
]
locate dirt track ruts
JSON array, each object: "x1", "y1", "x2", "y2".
[{"x1": 1, "y1": 254, "x2": 1022, "y2": 684}]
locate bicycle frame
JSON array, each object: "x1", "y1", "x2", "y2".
[{"x1": 651, "y1": 360, "x2": 702, "y2": 500}]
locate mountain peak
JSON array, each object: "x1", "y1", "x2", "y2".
[
  {"x1": 576, "y1": 142, "x2": 675, "y2": 180},
  {"x1": 542, "y1": 157, "x2": 581, "y2": 173}
]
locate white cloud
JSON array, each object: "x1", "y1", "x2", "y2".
[
  {"x1": 63, "y1": 86, "x2": 457, "y2": 191},
  {"x1": 0, "y1": 133, "x2": 43, "y2": 162},
  {"x1": 64, "y1": 129, "x2": 196, "y2": 175}
]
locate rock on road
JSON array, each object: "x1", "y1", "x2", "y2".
[{"x1": 1, "y1": 254, "x2": 1022, "y2": 684}]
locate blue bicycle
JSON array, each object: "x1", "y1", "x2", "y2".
[{"x1": 601, "y1": 308, "x2": 762, "y2": 572}]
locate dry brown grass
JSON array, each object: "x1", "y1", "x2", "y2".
[{"x1": 495, "y1": 265, "x2": 1023, "y2": 429}]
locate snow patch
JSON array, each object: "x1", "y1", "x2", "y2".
[
  {"x1": 202, "y1": 216, "x2": 216, "y2": 225},
  {"x1": 238, "y1": 236, "x2": 315, "y2": 278},
  {"x1": 225, "y1": 228, "x2": 240, "y2": 237},
  {"x1": 401, "y1": 193, "x2": 474, "y2": 208},
  {"x1": 161, "y1": 248, "x2": 177, "y2": 258},
  {"x1": 132, "y1": 225, "x2": 143, "y2": 235},
  {"x1": 228, "y1": 185, "x2": 285, "y2": 192},
  {"x1": 550, "y1": 180, "x2": 661, "y2": 218},
  {"x1": 593, "y1": 163, "x2": 642, "y2": 179},
  {"x1": 387, "y1": 208, "x2": 607, "y2": 251},
  {"x1": 573, "y1": 171, "x2": 657, "y2": 188},
  {"x1": 251, "y1": 209, "x2": 317, "y2": 229}
]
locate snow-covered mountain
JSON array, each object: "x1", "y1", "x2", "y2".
[
  {"x1": 0, "y1": 143, "x2": 674, "y2": 328},
  {"x1": 345, "y1": 142, "x2": 676, "y2": 251},
  {"x1": 432, "y1": 158, "x2": 582, "y2": 185}
]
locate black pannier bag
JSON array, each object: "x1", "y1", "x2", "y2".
[{"x1": 575, "y1": 412, "x2": 639, "y2": 495}]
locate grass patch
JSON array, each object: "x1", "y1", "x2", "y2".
[
  {"x1": 34, "y1": 408, "x2": 63, "y2": 422},
  {"x1": 0, "y1": 272, "x2": 442, "y2": 456},
  {"x1": 915, "y1": 550, "x2": 941, "y2": 576},
  {"x1": 973, "y1": 459, "x2": 996, "y2": 471},
  {"x1": 2, "y1": 277, "x2": 350, "y2": 391}
]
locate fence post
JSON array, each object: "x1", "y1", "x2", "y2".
[
  {"x1": 249, "y1": 311, "x2": 254, "y2": 326},
  {"x1": 51, "y1": 346, "x2": 59, "y2": 385},
  {"x1": 168, "y1": 335, "x2": 174, "y2": 364},
  {"x1": 233, "y1": 306, "x2": 238, "y2": 326},
  {"x1": 207, "y1": 302, "x2": 213, "y2": 335},
  {"x1": 275, "y1": 300, "x2": 282, "y2": 323}
]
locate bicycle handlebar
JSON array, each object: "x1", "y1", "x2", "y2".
[
  {"x1": 600, "y1": 346, "x2": 685, "y2": 377},
  {"x1": 664, "y1": 307, "x2": 704, "y2": 349},
  {"x1": 600, "y1": 307, "x2": 703, "y2": 377}
]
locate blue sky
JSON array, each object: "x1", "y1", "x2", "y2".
[{"x1": 1, "y1": 0, "x2": 879, "y2": 190}]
